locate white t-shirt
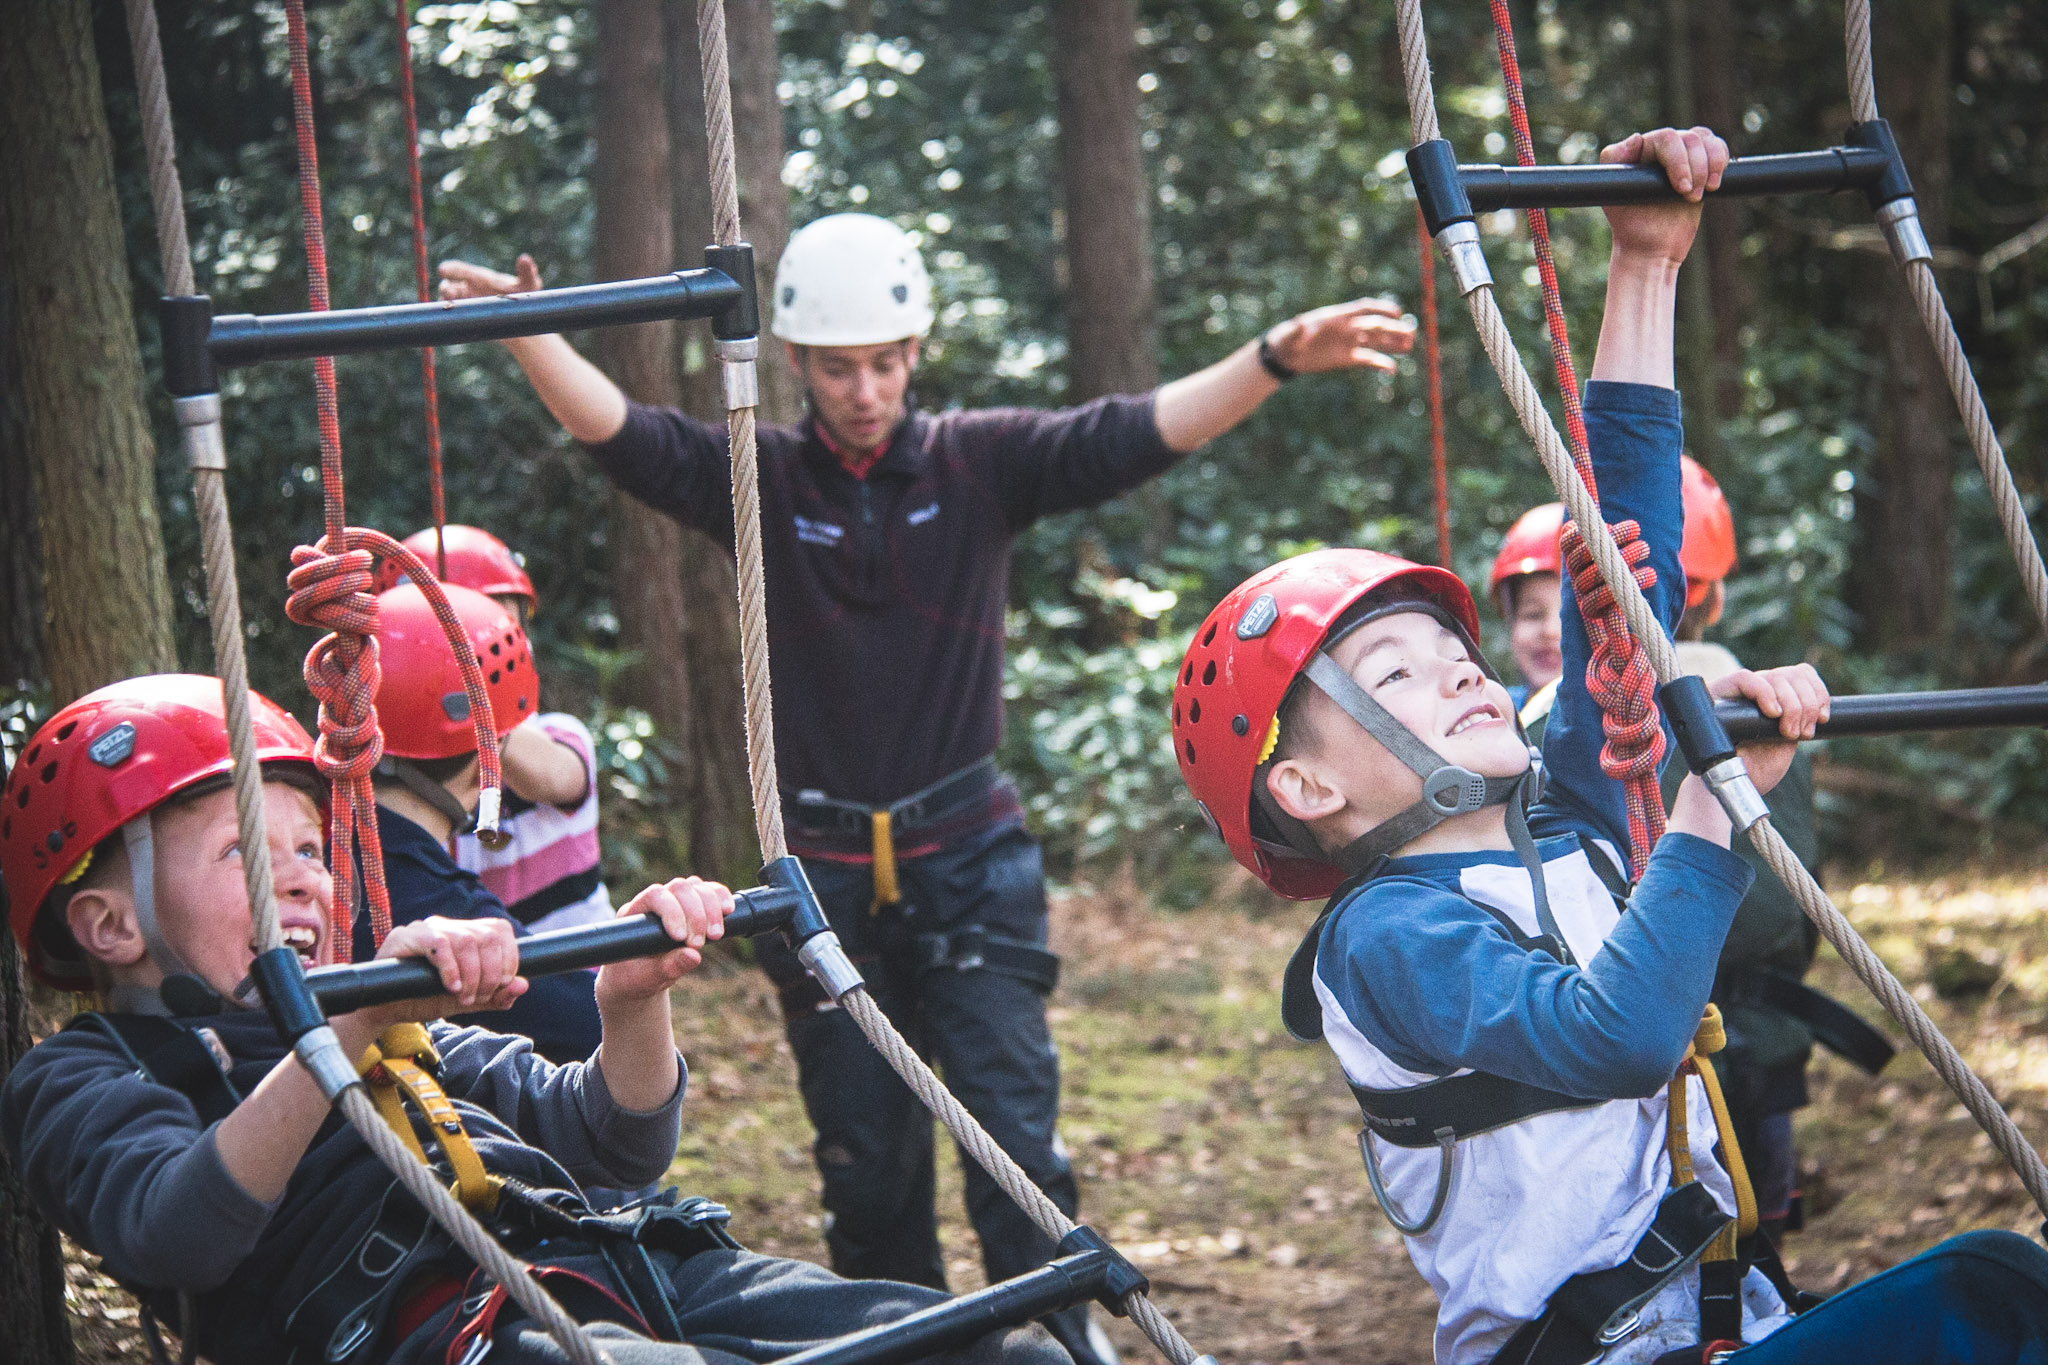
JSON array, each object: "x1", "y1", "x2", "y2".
[{"x1": 455, "y1": 713, "x2": 613, "y2": 935}]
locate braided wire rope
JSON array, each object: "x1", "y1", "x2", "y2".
[
  {"x1": 1416, "y1": 206, "x2": 1452, "y2": 568},
  {"x1": 119, "y1": 4, "x2": 605, "y2": 1360},
  {"x1": 1490, "y1": 1, "x2": 1666, "y2": 875},
  {"x1": 1838, "y1": 0, "x2": 2048, "y2": 637},
  {"x1": 1391, "y1": 0, "x2": 2048, "y2": 1224},
  {"x1": 692, "y1": 3, "x2": 1202, "y2": 1355},
  {"x1": 394, "y1": 0, "x2": 448, "y2": 578}
]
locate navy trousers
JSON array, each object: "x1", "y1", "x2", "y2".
[
  {"x1": 755, "y1": 818, "x2": 1097, "y2": 1362},
  {"x1": 1731, "y1": 1229, "x2": 2048, "y2": 1363}
]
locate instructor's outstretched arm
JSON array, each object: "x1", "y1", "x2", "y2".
[
  {"x1": 439, "y1": 255, "x2": 629, "y2": 444},
  {"x1": 1152, "y1": 297, "x2": 1416, "y2": 453}
]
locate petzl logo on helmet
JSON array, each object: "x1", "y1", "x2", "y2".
[
  {"x1": 88, "y1": 723, "x2": 137, "y2": 768},
  {"x1": 1235, "y1": 593, "x2": 1279, "y2": 640}
]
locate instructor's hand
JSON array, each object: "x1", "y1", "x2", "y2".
[
  {"x1": 1264, "y1": 297, "x2": 1416, "y2": 376},
  {"x1": 439, "y1": 254, "x2": 544, "y2": 302}
]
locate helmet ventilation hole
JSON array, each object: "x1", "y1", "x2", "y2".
[
  {"x1": 1201, "y1": 623, "x2": 1217, "y2": 646},
  {"x1": 40, "y1": 761, "x2": 58, "y2": 783},
  {"x1": 1184, "y1": 738, "x2": 1196, "y2": 764},
  {"x1": 1201, "y1": 661, "x2": 1216, "y2": 685},
  {"x1": 1189, "y1": 699, "x2": 1202, "y2": 725}
]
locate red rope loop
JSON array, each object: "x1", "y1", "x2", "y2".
[
  {"x1": 1560, "y1": 521, "x2": 1668, "y2": 861},
  {"x1": 1490, "y1": 0, "x2": 1664, "y2": 873}
]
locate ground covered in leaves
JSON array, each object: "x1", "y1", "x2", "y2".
[{"x1": 61, "y1": 854, "x2": 2048, "y2": 1364}]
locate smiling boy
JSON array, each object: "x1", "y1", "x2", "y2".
[{"x1": 1170, "y1": 128, "x2": 2048, "y2": 1365}]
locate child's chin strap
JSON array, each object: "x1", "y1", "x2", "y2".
[
  {"x1": 1271, "y1": 612, "x2": 1568, "y2": 955},
  {"x1": 375, "y1": 755, "x2": 479, "y2": 835},
  {"x1": 120, "y1": 817, "x2": 236, "y2": 1017}
]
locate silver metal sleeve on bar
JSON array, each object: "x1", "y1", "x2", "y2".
[
  {"x1": 1702, "y1": 757, "x2": 1770, "y2": 834},
  {"x1": 174, "y1": 394, "x2": 227, "y2": 471},
  {"x1": 1875, "y1": 199, "x2": 1933, "y2": 268},
  {"x1": 717, "y1": 337, "x2": 760, "y2": 411},
  {"x1": 294, "y1": 1025, "x2": 362, "y2": 1102},
  {"x1": 797, "y1": 930, "x2": 866, "y2": 1002},
  {"x1": 1434, "y1": 221, "x2": 1493, "y2": 296}
]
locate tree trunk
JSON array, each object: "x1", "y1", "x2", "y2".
[
  {"x1": 664, "y1": 0, "x2": 763, "y2": 881},
  {"x1": 0, "y1": 193, "x2": 47, "y2": 690},
  {"x1": 1687, "y1": 0, "x2": 1748, "y2": 426},
  {"x1": 1665, "y1": 0, "x2": 1727, "y2": 468},
  {"x1": 725, "y1": 0, "x2": 801, "y2": 426},
  {"x1": 1051, "y1": 0, "x2": 1158, "y2": 402},
  {"x1": 1856, "y1": 1, "x2": 1954, "y2": 655},
  {"x1": 1, "y1": 0, "x2": 177, "y2": 710},
  {"x1": 595, "y1": 0, "x2": 711, "y2": 868},
  {"x1": 0, "y1": 930, "x2": 73, "y2": 1365}
]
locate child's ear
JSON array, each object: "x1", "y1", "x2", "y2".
[
  {"x1": 1266, "y1": 758, "x2": 1346, "y2": 826},
  {"x1": 65, "y1": 887, "x2": 147, "y2": 969}
]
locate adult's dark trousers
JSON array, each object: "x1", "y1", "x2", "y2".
[
  {"x1": 388, "y1": 1246, "x2": 1070, "y2": 1365},
  {"x1": 755, "y1": 819, "x2": 1096, "y2": 1364},
  {"x1": 1723, "y1": 1229, "x2": 2048, "y2": 1363}
]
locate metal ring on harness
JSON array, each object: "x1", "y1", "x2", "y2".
[{"x1": 1361, "y1": 1123, "x2": 1456, "y2": 1236}]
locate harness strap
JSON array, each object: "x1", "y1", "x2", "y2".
[
  {"x1": 871, "y1": 810, "x2": 901, "y2": 908},
  {"x1": 68, "y1": 1012, "x2": 244, "y2": 1127},
  {"x1": 377, "y1": 757, "x2": 477, "y2": 836},
  {"x1": 357, "y1": 1024, "x2": 498, "y2": 1213},
  {"x1": 914, "y1": 924, "x2": 1060, "y2": 993}
]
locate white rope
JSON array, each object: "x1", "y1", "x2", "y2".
[
  {"x1": 1844, "y1": 0, "x2": 1878, "y2": 125},
  {"x1": 1395, "y1": 0, "x2": 2048, "y2": 1224}
]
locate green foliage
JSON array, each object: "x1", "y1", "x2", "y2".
[{"x1": 87, "y1": 0, "x2": 2048, "y2": 887}]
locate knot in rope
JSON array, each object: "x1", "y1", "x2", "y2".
[
  {"x1": 288, "y1": 543, "x2": 385, "y2": 783},
  {"x1": 1560, "y1": 519, "x2": 1667, "y2": 872}
]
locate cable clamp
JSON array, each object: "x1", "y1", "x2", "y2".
[
  {"x1": 716, "y1": 337, "x2": 760, "y2": 411},
  {"x1": 797, "y1": 930, "x2": 866, "y2": 1002},
  {"x1": 473, "y1": 786, "x2": 508, "y2": 850},
  {"x1": 1874, "y1": 198, "x2": 1933, "y2": 268},
  {"x1": 1702, "y1": 757, "x2": 1769, "y2": 834},
  {"x1": 1434, "y1": 221, "x2": 1493, "y2": 296},
  {"x1": 173, "y1": 394, "x2": 227, "y2": 471},
  {"x1": 1055, "y1": 1225, "x2": 1150, "y2": 1316},
  {"x1": 295, "y1": 1024, "x2": 362, "y2": 1101}
]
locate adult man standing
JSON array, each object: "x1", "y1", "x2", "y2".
[{"x1": 440, "y1": 214, "x2": 1412, "y2": 1363}]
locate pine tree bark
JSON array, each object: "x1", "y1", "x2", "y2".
[
  {"x1": 594, "y1": 0, "x2": 710, "y2": 866},
  {"x1": 0, "y1": 199, "x2": 48, "y2": 690},
  {"x1": 1051, "y1": 0, "x2": 1158, "y2": 402},
  {"x1": 1857, "y1": 2, "x2": 1954, "y2": 653},
  {"x1": 1687, "y1": 0, "x2": 1748, "y2": 426},
  {"x1": 1, "y1": 0, "x2": 177, "y2": 711}
]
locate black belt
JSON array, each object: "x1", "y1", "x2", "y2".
[
  {"x1": 785, "y1": 755, "x2": 1002, "y2": 840},
  {"x1": 1722, "y1": 971, "x2": 1896, "y2": 1076},
  {"x1": 915, "y1": 923, "x2": 1060, "y2": 993}
]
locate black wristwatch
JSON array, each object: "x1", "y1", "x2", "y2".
[{"x1": 1256, "y1": 330, "x2": 1297, "y2": 382}]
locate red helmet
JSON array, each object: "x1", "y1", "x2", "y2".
[
  {"x1": 1679, "y1": 455, "x2": 1737, "y2": 606},
  {"x1": 1173, "y1": 549, "x2": 1483, "y2": 900},
  {"x1": 372, "y1": 583, "x2": 535, "y2": 760},
  {"x1": 375, "y1": 524, "x2": 536, "y2": 605},
  {"x1": 1488, "y1": 502, "x2": 1566, "y2": 601},
  {"x1": 2, "y1": 675, "x2": 315, "y2": 990}
]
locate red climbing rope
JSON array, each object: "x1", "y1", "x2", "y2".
[
  {"x1": 1416, "y1": 205, "x2": 1451, "y2": 569},
  {"x1": 1489, "y1": 0, "x2": 1665, "y2": 873},
  {"x1": 394, "y1": 0, "x2": 446, "y2": 578},
  {"x1": 281, "y1": 0, "x2": 505, "y2": 951}
]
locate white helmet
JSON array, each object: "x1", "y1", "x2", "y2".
[{"x1": 770, "y1": 213, "x2": 934, "y2": 346}]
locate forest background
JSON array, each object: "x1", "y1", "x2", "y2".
[
  {"x1": 4, "y1": 2, "x2": 2048, "y2": 1359},
  {"x1": 6, "y1": 0, "x2": 2048, "y2": 896}
]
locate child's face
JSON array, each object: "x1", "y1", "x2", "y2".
[
  {"x1": 147, "y1": 782, "x2": 334, "y2": 996},
  {"x1": 1506, "y1": 573, "x2": 1563, "y2": 690},
  {"x1": 1270, "y1": 610, "x2": 1530, "y2": 847}
]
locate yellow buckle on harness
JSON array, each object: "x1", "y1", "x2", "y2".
[
  {"x1": 357, "y1": 1023, "x2": 499, "y2": 1213},
  {"x1": 870, "y1": 810, "x2": 901, "y2": 911},
  {"x1": 1666, "y1": 1004, "x2": 1759, "y2": 1260}
]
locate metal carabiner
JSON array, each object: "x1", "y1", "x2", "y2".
[{"x1": 1360, "y1": 1124, "x2": 1457, "y2": 1236}]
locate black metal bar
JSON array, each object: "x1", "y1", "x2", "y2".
[
  {"x1": 1459, "y1": 146, "x2": 1891, "y2": 213},
  {"x1": 1715, "y1": 684, "x2": 2048, "y2": 745},
  {"x1": 207, "y1": 269, "x2": 742, "y2": 369},
  {"x1": 303, "y1": 884, "x2": 800, "y2": 1015},
  {"x1": 771, "y1": 1252, "x2": 1111, "y2": 1365}
]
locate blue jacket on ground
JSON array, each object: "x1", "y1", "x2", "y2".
[
  {"x1": 358, "y1": 805, "x2": 604, "y2": 1065},
  {"x1": 1309, "y1": 382, "x2": 1788, "y2": 1364}
]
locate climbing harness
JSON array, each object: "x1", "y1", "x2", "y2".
[
  {"x1": 788, "y1": 754, "x2": 1014, "y2": 909},
  {"x1": 357, "y1": 1023, "x2": 499, "y2": 1214},
  {"x1": 1391, "y1": 0, "x2": 2048, "y2": 1232}
]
